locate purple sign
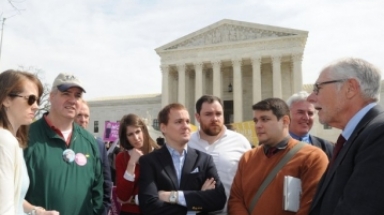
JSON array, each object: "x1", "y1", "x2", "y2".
[{"x1": 104, "y1": 121, "x2": 120, "y2": 142}]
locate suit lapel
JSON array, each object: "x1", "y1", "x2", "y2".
[
  {"x1": 310, "y1": 135, "x2": 322, "y2": 148},
  {"x1": 311, "y1": 106, "x2": 384, "y2": 210},
  {"x1": 179, "y1": 147, "x2": 198, "y2": 189},
  {"x1": 157, "y1": 146, "x2": 179, "y2": 189}
]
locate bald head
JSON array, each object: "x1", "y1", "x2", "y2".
[{"x1": 75, "y1": 100, "x2": 90, "y2": 128}]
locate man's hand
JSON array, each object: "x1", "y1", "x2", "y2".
[
  {"x1": 158, "y1": 190, "x2": 171, "y2": 202},
  {"x1": 201, "y1": 178, "x2": 216, "y2": 191}
]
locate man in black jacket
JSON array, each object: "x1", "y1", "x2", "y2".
[
  {"x1": 308, "y1": 57, "x2": 384, "y2": 215},
  {"x1": 139, "y1": 103, "x2": 226, "y2": 215}
]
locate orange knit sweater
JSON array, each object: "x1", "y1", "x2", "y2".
[{"x1": 228, "y1": 139, "x2": 328, "y2": 215}]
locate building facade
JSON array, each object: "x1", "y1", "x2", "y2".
[
  {"x1": 156, "y1": 19, "x2": 308, "y2": 124},
  {"x1": 86, "y1": 19, "x2": 384, "y2": 144},
  {"x1": 86, "y1": 94, "x2": 162, "y2": 138}
]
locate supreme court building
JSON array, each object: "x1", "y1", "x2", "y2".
[
  {"x1": 88, "y1": 19, "x2": 365, "y2": 143},
  {"x1": 156, "y1": 19, "x2": 308, "y2": 124}
]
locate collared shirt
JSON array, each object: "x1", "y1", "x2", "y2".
[
  {"x1": 342, "y1": 103, "x2": 376, "y2": 141},
  {"x1": 289, "y1": 132, "x2": 311, "y2": 144},
  {"x1": 263, "y1": 136, "x2": 290, "y2": 155},
  {"x1": 165, "y1": 144, "x2": 195, "y2": 215},
  {"x1": 44, "y1": 114, "x2": 73, "y2": 146},
  {"x1": 165, "y1": 145, "x2": 187, "y2": 187}
]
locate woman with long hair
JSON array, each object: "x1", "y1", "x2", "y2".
[
  {"x1": 0, "y1": 70, "x2": 58, "y2": 215},
  {"x1": 115, "y1": 114, "x2": 159, "y2": 215}
]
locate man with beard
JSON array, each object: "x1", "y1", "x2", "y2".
[
  {"x1": 188, "y1": 95, "x2": 251, "y2": 214},
  {"x1": 286, "y1": 91, "x2": 334, "y2": 160}
]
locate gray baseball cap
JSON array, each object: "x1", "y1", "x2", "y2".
[{"x1": 52, "y1": 73, "x2": 86, "y2": 93}]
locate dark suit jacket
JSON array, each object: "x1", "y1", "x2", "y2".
[
  {"x1": 310, "y1": 105, "x2": 384, "y2": 215},
  {"x1": 310, "y1": 135, "x2": 334, "y2": 161},
  {"x1": 138, "y1": 145, "x2": 226, "y2": 215},
  {"x1": 96, "y1": 137, "x2": 112, "y2": 215}
]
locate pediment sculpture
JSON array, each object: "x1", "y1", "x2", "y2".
[{"x1": 165, "y1": 24, "x2": 297, "y2": 50}]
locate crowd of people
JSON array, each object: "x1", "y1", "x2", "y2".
[{"x1": 1, "y1": 57, "x2": 384, "y2": 215}]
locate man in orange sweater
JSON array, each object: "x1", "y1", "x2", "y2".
[{"x1": 228, "y1": 98, "x2": 328, "y2": 215}]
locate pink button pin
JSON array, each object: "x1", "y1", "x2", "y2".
[{"x1": 75, "y1": 153, "x2": 87, "y2": 166}]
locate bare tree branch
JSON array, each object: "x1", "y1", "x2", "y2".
[
  {"x1": 7, "y1": 0, "x2": 25, "y2": 12},
  {"x1": 18, "y1": 66, "x2": 51, "y2": 119}
]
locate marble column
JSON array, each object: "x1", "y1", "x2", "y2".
[
  {"x1": 194, "y1": 62, "x2": 203, "y2": 102},
  {"x1": 161, "y1": 65, "x2": 169, "y2": 107},
  {"x1": 251, "y1": 56, "x2": 262, "y2": 104},
  {"x1": 177, "y1": 64, "x2": 186, "y2": 105},
  {"x1": 291, "y1": 53, "x2": 303, "y2": 93},
  {"x1": 232, "y1": 58, "x2": 243, "y2": 123},
  {"x1": 212, "y1": 60, "x2": 222, "y2": 99},
  {"x1": 271, "y1": 55, "x2": 282, "y2": 98}
]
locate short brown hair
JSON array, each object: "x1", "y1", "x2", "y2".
[
  {"x1": 0, "y1": 70, "x2": 44, "y2": 148},
  {"x1": 118, "y1": 114, "x2": 159, "y2": 154},
  {"x1": 195, "y1": 95, "x2": 223, "y2": 114},
  {"x1": 252, "y1": 98, "x2": 290, "y2": 120},
  {"x1": 158, "y1": 103, "x2": 186, "y2": 125}
]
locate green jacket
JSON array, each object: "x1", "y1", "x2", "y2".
[{"x1": 24, "y1": 117, "x2": 104, "y2": 215}]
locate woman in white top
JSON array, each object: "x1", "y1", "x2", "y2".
[{"x1": 0, "y1": 70, "x2": 59, "y2": 215}]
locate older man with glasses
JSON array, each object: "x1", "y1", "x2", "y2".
[{"x1": 308, "y1": 58, "x2": 384, "y2": 215}]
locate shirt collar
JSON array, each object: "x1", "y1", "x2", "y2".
[
  {"x1": 165, "y1": 143, "x2": 187, "y2": 156},
  {"x1": 263, "y1": 136, "x2": 290, "y2": 153},
  {"x1": 289, "y1": 132, "x2": 310, "y2": 143},
  {"x1": 43, "y1": 114, "x2": 73, "y2": 146},
  {"x1": 342, "y1": 103, "x2": 376, "y2": 140}
]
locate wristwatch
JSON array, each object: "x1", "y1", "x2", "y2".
[{"x1": 169, "y1": 191, "x2": 178, "y2": 204}]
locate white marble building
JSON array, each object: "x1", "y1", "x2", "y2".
[
  {"x1": 86, "y1": 19, "x2": 383, "y2": 144},
  {"x1": 156, "y1": 19, "x2": 307, "y2": 124},
  {"x1": 86, "y1": 94, "x2": 162, "y2": 138}
]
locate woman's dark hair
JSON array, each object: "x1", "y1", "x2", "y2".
[
  {"x1": 0, "y1": 69, "x2": 44, "y2": 148},
  {"x1": 118, "y1": 114, "x2": 159, "y2": 154}
]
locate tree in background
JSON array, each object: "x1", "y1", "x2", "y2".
[{"x1": 19, "y1": 66, "x2": 51, "y2": 119}]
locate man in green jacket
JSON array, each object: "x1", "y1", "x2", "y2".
[{"x1": 24, "y1": 73, "x2": 103, "y2": 215}]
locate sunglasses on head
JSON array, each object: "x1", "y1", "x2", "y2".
[{"x1": 8, "y1": 94, "x2": 40, "y2": 106}]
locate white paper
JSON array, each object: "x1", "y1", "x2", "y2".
[{"x1": 283, "y1": 175, "x2": 302, "y2": 212}]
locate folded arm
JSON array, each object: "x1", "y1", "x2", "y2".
[{"x1": 138, "y1": 156, "x2": 187, "y2": 215}]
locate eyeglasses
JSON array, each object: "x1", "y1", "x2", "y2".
[
  {"x1": 8, "y1": 94, "x2": 40, "y2": 106},
  {"x1": 312, "y1": 79, "x2": 347, "y2": 95}
]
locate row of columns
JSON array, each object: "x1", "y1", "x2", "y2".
[{"x1": 161, "y1": 54, "x2": 303, "y2": 122}]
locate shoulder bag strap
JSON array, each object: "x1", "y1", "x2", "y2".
[{"x1": 247, "y1": 141, "x2": 306, "y2": 214}]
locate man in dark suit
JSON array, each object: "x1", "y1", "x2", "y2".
[
  {"x1": 286, "y1": 91, "x2": 334, "y2": 160},
  {"x1": 307, "y1": 57, "x2": 384, "y2": 215},
  {"x1": 139, "y1": 103, "x2": 226, "y2": 215}
]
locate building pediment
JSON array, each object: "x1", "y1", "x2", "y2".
[{"x1": 156, "y1": 19, "x2": 308, "y2": 52}]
